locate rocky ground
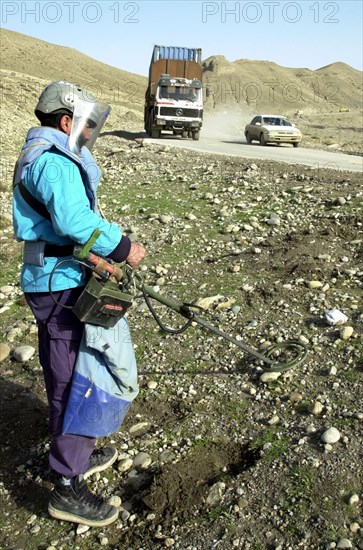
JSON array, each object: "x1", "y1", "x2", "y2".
[
  {"x1": 0, "y1": 134, "x2": 362, "y2": 550},
  {"x1": 285, "y1": 112, "x2": 363, "y2": 156}
]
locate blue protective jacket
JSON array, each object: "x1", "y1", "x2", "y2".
[{"x1": 13, "y1": 127, "x2": 124, "y2": 292}]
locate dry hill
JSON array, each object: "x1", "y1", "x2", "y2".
[
  {"x1": 0, "y1": 28, "x2": 148, "y2": 178},
  {"x1": 0, "y1": 27, "x2": 362, "y2": 158},
  {"x1": 202, "y1": 55, "x2": 363, "y2": 112},
  {"x1": 202, "y1": 55, "x2": 363, "y2": 152},
  {"x1": 0, "y1": 28, "x2": 147, "y2": 109},
  {"x1": 0, "y1": 27, "x2": 362, "y2": 550}
]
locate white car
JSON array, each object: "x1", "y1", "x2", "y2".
[{"x1": 245, "y1": 115, "x2": 302, "y2": 147}]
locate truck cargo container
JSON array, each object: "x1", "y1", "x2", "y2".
[{"x1": 144, "y1": 45, "x2": 203, "y2": 140}]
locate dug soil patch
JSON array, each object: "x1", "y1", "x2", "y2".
[{"x1": 141, "y1": 440, "x2": 259, "y2": 523}]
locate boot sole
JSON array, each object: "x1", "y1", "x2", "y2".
[
  {"x1": 48, "y1": 504, "x2": 118, "y2": 527},
  {"x1": 83, "y1": 448, "x2": 118, "y2": 480}
]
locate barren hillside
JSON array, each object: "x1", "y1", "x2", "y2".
[
  {"x1": 202, "y1": 55, "x2": 363, "y2": 152},
  {"x1": 0, "y1": 28, "x2": 147, "y2": 108},
  {"x1": 1, "y1": 28, "x2": 362, "y2": 157},
  {"x1": 202, "y1": 56, "x2": 363, "y2": 112},
  {"x1": 0, "y1": 27, "x2": 362, "y2": 550}
]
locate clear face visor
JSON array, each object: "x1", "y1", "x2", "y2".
[{"x1": 68, "y1": 98, "x2": 111, "y2": 153}]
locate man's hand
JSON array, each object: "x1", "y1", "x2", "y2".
[{"x1": 126, "y1": 242, "x2": 146, "y2": 269}]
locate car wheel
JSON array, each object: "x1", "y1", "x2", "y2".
[
  {"x1": 260, "y1": 133, "x2": 267, "y2": 146},
  {"x1": 293, "y1": 142, "x2": 300, "y2": 148},
  {"x1": 245, "y1": 132, "x2": 252, "y2": 144}
]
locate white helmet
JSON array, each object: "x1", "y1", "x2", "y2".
[
  {"x1": 35, "y1": 81, "x2": 111, "y2": 152},
  {"x1": 35, "y1": 81, "x2": 91, "y2": 116}
]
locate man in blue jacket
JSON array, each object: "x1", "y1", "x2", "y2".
[{"x1": 13, "y1": 81, "x2": 146, "y2": 526}]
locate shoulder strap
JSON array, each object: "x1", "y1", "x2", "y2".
[
  {"x1": 13, "y1": 141, "x2": 51, "y2": 221},
  {"x1": 17, "y1": 181, "x2": 51, "y2": 221}
]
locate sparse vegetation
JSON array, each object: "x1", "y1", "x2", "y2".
[{"x1": 0, "y1": 28, "x2": 362, "y2": 550}]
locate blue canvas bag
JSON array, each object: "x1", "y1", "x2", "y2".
[{"x1": 62, "y1": 316, "x2": 139, "y2": 437}]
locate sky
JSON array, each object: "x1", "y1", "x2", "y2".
[{"x1": 1, "y1": 0, "x2": 362, "y2": 76}]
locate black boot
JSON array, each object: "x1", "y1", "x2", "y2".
[
  {"x1": 48, "y1": 475, "x2": 118, "y2": 526},
  {"x1": 84, "y1": 446, "x2": 118, "y2": 480}
]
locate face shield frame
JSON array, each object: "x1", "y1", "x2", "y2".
[{"x1": 68, "y1": 97, "x2": 111, "y2": 154}]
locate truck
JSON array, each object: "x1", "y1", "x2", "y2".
[{"x1": 144, "y1": 45, "x2": 203, "y2": 140}]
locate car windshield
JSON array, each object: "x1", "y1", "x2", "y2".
[{"x1": 262, "y1": 117, "x2": 292, "y2": 126}]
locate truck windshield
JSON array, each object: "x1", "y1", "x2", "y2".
[{"x1": 159, "y1": 85, "x2": 200, "y2": 101}]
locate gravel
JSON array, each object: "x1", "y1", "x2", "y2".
[{"x1": 0, "y1": 135, "x2": 362, "y2": 550}]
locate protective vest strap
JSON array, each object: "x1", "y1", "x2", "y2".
[
  {"x1": 17, "y1": 181, "x2": 51, "y2": 221},
  {"x1": 13, "y1": 141, "x2": 51, "y2": 220}
]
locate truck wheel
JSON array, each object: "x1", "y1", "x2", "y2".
[
  {"x1": 260, "y1": 133, "x2": 267, "y2": 146},
  {"x1": 181, "y1": 131, "x2": 188, "y2": 138},
  {"x1": 146, "y1": 114, "x2": 153, "y2": 137},
  {"x1": 192, "y1": 131, "x2": 200, "y2": 141},
  {"x1": 151, "y1": 128, "x2": 161, "y2": 139},
  {"x1": 245, "y1": 132, "x2": 252, "y2": 144}
]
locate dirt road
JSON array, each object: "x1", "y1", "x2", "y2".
[{"x1": 149, "y1": 135, "x2": 363, "y2": 172}]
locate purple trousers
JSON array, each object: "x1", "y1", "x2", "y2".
[{"x1": 25, "y1": 287, "x2": 96, "y2": 478}]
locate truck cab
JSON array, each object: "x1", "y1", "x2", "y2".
[{"x1": 145, "y1": 46, "x2": 203, "y2": 140}]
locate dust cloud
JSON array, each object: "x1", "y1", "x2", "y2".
[{"x1": 202, "y1": 108, "x2": 253, "y2": 142}]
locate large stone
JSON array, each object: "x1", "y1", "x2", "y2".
[
  {"x1": 0, "y1": 343, "x2": 11, "y2": 362},
  {"x1": 117, "y1": 458, "x2": 133, "y2": 473},
  {"x1": 206, "y1": 482, "x2": 226, "y2": 508},
  {"x1": 336, "y1": 539, "x2": 353, "y2": 549},
  {"x1": 340, "y1": 326, "x2": 354, "y2": 340},
  {"x1": 308, "y1": 280, "x2": 323, "y2": 289},
  {"x1": 260, "y1": 371, "x2": 281, "y2": 383},
  {"x1": 321, "y1": 427, "x2": 341, "y2": 444},
  {"x1": 129, "y1": 421, "x2": 151, "y2": 437},
  {"x1": 133, "y1": 451, "x2": 152, "y2": 470},
  {"x1": 13, "y1": 345, "x2": 36, "y2": 363},
  {"x1": 195, "y1": 295, "x2": 224, "y2": 310}
]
